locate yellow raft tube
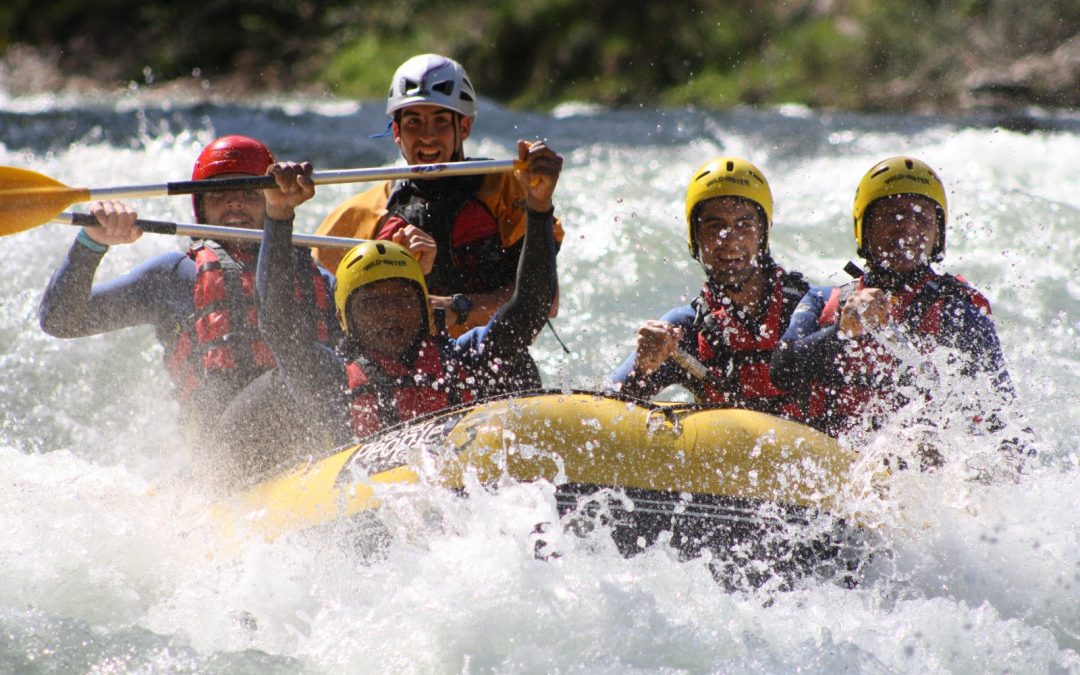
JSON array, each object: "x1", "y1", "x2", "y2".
[{"x1": 212, "y1": 391, "x2": 871, "y2": 581}]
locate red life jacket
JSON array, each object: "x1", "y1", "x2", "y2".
[
  {"x1": 807, "y1": 270, "x2": 991, "y2": 432},
  {"x1": 693, "y1": 267, "x2": 808, "y2": 419},
  {"x1": 165, "y1": 241, "x2": 333, "y2": 405},
  {"x1": 344, "y1": 335, "x2": 474, "y2": 438}
]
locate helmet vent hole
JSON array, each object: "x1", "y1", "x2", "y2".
[
  {"x1": 726, "y1": 161, "x2": 734, "y2": 172},
  {"x1": 870, "y1": 166, "x2": 889, "y2": 179},
  {"x1": 376, "y1": 243, "x2": 386, "y2": 254},
  {"x1": 432, "y1": 81, "x2": 454, "y2": 95},
  {"x1": 904, "y1": 159, "x2": 914, "y2": 169}
]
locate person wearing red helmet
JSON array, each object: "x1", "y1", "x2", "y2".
[
  {"x1": 311, "y1": 53, "x2": 565, "y2": 337},
  {"x1": 38, "y1": 135, "x2": 339, "y2": 485}
]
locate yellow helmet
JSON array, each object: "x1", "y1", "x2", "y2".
[
  {"x1": 853, "y1": 156, "x2": 948, "y2": 261},
  {"x1": 334, "y1": 241, "x2": 433, "y2": 335},
  {"x1": 685, "y1": 157, "x2": 773, "y2": 259}
]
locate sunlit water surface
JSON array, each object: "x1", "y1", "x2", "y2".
[{"x1": 1, "y1": 90, "x2": 1078, "y2": 673}]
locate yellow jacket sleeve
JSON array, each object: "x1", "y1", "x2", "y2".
[{"x1": 479, "y1": 173, "x2": 565, "y2": 249}]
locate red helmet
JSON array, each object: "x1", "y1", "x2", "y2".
[
  {"x1": 191, "y1": 135, "x2": 274, "y2": 221},
  {"x1": 192, "y1": 135, "x2": 274, "y2": 180}
]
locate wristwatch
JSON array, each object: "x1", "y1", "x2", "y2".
[{"x1": 450, "y1": 293, "x2": 473, "y2": 325}]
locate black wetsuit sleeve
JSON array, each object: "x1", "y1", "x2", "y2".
[
  {"x1": 769, "y1": 289, "x2": 846, "y2": 391},
  {"x1": 938, "y1": 296, "x2": 1018, "y2": 409},
  {"x1": 605, "y1": 306, "x2": 700, "y2": 400},
  {"x1": 478, "y1": 207, "x2": 557, "y2": 356},
  {"x1": 39, "y1": 237, "x2": 184, "y2": 338},
  {"x1": 257, "y1": 215, "x2": 353, "y2": 447}
]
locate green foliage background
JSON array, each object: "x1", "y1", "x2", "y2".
[{"x1": 2, "y1": 0, "x2": 1078, "y2": 109}]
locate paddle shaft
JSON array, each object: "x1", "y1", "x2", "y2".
[
  {"x1": 86, "y1": 159, "x2": 524, "y2": 200},
  {"x1": 670, "y1": 347, "x2": 729, "y2": 391},
  {"x1": 59, "y1": 211, "x2": 364, "y2": 250}
]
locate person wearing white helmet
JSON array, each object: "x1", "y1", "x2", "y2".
[
  {"x1": 313, "y1": 53, "x2": 565, "y2": 336},
  {"x1": 257, "y1": 150, "x2": 559, "y2": 447}
]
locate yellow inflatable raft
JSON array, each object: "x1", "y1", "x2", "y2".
[{"x1": 214, "y1": 391, "x2": 871, "y2": 584}]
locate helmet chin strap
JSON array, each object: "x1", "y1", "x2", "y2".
[{"x1": 450, "y1": 112, "x2": 466, "y2": 161}]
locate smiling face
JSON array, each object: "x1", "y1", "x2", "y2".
[
  {"x1": 347, "y1": 278, "x2": 428, "y2": 360},
  {"x1": 198, "y1": 173, "x2": 265, "y2": 229},
  {"x1": 693, "y1": 197, "x2": 767, "y2": 287},
  {"x1": 392, "y1": 104, "x2": 473, "y2": 164},
  {"x1": 863, "y1": 194, "x2": 941, "y2": 274}
]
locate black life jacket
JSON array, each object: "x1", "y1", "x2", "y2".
[{"x1": 384, "y1": 173, "x2": 507, "y2": 295}]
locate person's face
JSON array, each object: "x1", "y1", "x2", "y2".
[
  {"x1": 393, "y1": 104, "x2": 472, "y2": 164},
  {"x1": 200, "y1": 173, "x2": 265, "y2": 229},
  {"x1": 348, "y1": 279, "x2": 427, "y2": 360},
  {"x1": 694, "y1": 197, "x2": 767, "y2": 286},
  {"x1": 863, "y1": 194, "x2": 941, "y2": 273}
]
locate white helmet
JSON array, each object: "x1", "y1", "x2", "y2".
[{"x1": 386, "y1": 54, "x2": 477, "y2": 119}]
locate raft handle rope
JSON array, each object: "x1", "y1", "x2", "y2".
[
  {"x1": 645, "y1": 406, "x2": 683, "y2": 436},
  {"x1": 546, "y1": 319, "x2": 570, "y2": 354}
]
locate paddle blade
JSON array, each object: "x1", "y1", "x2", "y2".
[{"x1": 0, "y1": 166, "x2": 91, "y2": 236}]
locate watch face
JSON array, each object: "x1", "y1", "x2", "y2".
[{"x1": 452, "y1": 294, "x2": 472, "y2": 313}]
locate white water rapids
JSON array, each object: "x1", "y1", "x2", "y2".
[{"x1": 1, "y1": 91, "x2": 1078, "y2": 673}]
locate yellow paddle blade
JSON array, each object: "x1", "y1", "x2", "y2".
[{"x1": 0, "y1": 166, "x2": 91, "y2": 236}]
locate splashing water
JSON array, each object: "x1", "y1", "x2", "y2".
[{"x1": 1, "y1": 91, "x2": 1078, "y2": 672}]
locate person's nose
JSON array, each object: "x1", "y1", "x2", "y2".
[
  {"x1": 896, "y1": 214, "x2": 927, "y2": 235},
  {"x1": 710, "y1": 225, "x2": 741, "y2": 246},
  {"x1": 418, "y1": 120, "x2": 437, "y2": 141}
]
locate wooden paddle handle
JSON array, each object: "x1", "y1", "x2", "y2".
[{"x1": 670, "y1": 347, "x2": 728, "y2": 391}]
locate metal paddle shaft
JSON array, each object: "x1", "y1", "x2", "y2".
[
  {"x1": 89, "y1": 158, "x2": 525, "y2": 199},
  {"x1": 58, "y1": 211, "x2": 365, "y2": 250}
]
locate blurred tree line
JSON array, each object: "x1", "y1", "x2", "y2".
[{"x1": 2, "y1": 0, "x2": 1078, "y2": 109}]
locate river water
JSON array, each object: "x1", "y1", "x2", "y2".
[{"x1": 1, "y1": 90, "x2": 1078, "y2": 673}]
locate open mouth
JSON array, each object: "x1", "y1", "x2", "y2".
[
  {"x1": 709, "y1": 254, "x2": 749, "y2": 267},
  {"x1": 221, "y1": 212, "x2": 255, "y2": 227},
  {"x1": 415, "y1": 148, "x2": 443, "y2": 163}
]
